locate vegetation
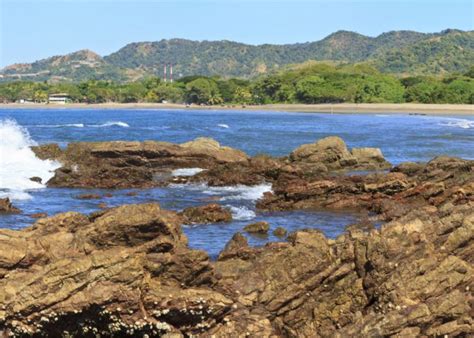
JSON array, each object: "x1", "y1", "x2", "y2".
[
  {"x1": 1, "y1": 30, "x2": 472, "y2": 83},
  {"x1": 1, "y1": 63, "x2": 472, "y2": 105}
]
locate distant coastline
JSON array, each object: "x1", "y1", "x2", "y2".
[{"x1": 1, "y1": 102, "x2": 473, "y2": 115}]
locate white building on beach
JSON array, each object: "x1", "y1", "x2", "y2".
[{"x1": 48, "y1": 93, "x2": 70, "y2": 104}]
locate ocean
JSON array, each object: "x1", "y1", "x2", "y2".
[{"x1": 1, "y1": 109, "x2": 473, "y2": 258}]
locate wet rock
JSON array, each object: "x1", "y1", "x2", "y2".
[
  {"x1": 40, "y1": 138, "x2": 249, "y2": 189},
  {"x1": 29, "y1": 176, "x2": 42, "y2": 184},
  {"x1": 31, "y1": 143, "x2": 63, "y2": 160},
  {"x1": 273, "y1": 226, "x2": 287, "y2": 237},
  {"x1": 244, "y1": 221, "x2": 270, "y2": 234},
  {"x1": 29, "y1": 212, "x2": 47, "y2": 219},
  {"x1": 180, "y1": 203, "x2": 232, "y2": 224},
  {"x1": 0, "y1": 198, "x2": 21, "y2": 214},
  {"x1": 75, "y1": 193, "x2": 101, "y2": 200}
]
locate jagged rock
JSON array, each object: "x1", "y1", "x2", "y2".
[
  {"x1": 0, "y1": 198, "x2": 21, "y2": 214},
  {"x1": 180, "y1": 204, "x2": 232, "y2": 224},
  {"x1": 31, "y1": 143, "x2": 63, "y2": 160},
  {"x1": 0, "y1": 203, "x2": 232, "y2": 336},
  {"x1": 32, "y1": 138, "x2": 249, "y2": 189},
  {"x1": 217, "y1": 232, "x2": 251, "y2": 260},
  {"x1": 244, "y1": 221, "x2": 270, "y2": 234},
  {"x1": 289, "y1": 136, "x2": 390, "y2": 172},
  {"x1": 273, "y1": 226, "x2": 287, "y2": 237}
]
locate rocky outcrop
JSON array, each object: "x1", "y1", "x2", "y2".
[
  {"x1": 0, "y1": 198, "x2": 20, "y2": 214},
  {"x1": 289, "y1": 136, "x2": 391, "y2": 173},
  {"x1": 180, "y1": 203, "x2": 232, "y2": 224},
  {"x1": 0, "y1": 203, "x2": 235, "y2": 337},
  {"x1": 32, "y1": 137, "x2": 249, "y2": 189},
  {"x1": 215, "y1": 203, "x2": 473, "y2": 337},
  {"x1": 258, "y1": 156, "x2": 474, "y2": 220},
  {"x1": 1, "y1": 181, "x2": 473, "y2": 337},
  {"x1": 32, "y1": 136, "x2": 391, "y2": 189}
]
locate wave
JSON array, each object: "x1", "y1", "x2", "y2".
[
  {"x1": 34, "y1": 123, "x2": 85, "y2": 128},
  {"x1": 171, "y1": 168, "x2": 205, "y2": 177},
  {"x1": 0, "y1": 119, "x2": 61, "y2": 200},
  {"x1": 170, "y1": 183, "x2": 272, "y2": 202},
  {"x1": 218, "y1": 124, "x2": 230, "y2": 129},
  {"x1": 90, "y1": 121, "x2": 130, "y2": 128},
  {"x1": 439, "y1": 119, "x2": 474, "y2": 129},
  {"x1": 226, "y1": 205, "x2": 256, "y2": 221}
]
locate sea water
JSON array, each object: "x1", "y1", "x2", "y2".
[{"x1": 0, "y1": 109, "x2": 473, "y2": 258}]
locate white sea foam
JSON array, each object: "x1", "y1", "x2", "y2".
[
  {"x1": 0, "y1": 119, "x2": 61, "y2": 200},
  {"x1": 35, "y1": 123, "x2": 85, "y2": 128},
  {"x1": 91, "y1": 121, "x2": 130, "y2": 128},
  {"x1": 227, "y1": 205, "x2": 256, "y2": 221},
  {"x1": 171, "y1": 168, "x2": 205, "y2": 177},
  {"x1": 439, "y1": 119, "x2": 474, "y2": 129},
  {"x1": 171, "y1": 183, "x2": 272, "y2": 202},
  {"x1": 218, "y1": 124, "x2": 230, "y2": 129}
]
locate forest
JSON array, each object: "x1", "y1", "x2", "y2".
[{"x1": 1, "y1": 63, "x2": 472, "y2": 105}]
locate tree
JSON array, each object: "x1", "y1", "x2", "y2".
[{"x1": 185, "y1": 78, "x2": 222, "y2": 104}]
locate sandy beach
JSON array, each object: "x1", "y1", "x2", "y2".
[{"x1": 0, "y1": 102, "x2": 472, "y2": 115}]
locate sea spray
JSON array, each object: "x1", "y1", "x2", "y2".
[
  {"x1": 171, "y1": 168, "x2": 205, "y2": 176},
  {"x1": 0, "y1": 119, "x2": 61, "y2": 200}
]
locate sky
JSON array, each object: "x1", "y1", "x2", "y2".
[{"x1": 0, "y1": 0, "x2": 473, "y2": 67}]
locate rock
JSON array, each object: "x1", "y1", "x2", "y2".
[
  {"x1": 351, "y1": 147, "x2": 391, "y2": 169},
  {"x1": 218, "y1": 232, "x2": 251, "y2": 260},
  {"x1": 392, "y1": 161, "x2": 425, "y2": 176},
  {"x1": 98, "y1": 202, "x2": 108, "y2": 209},
  {"x1": 75, "y1": 193, "x2": 101, "y2": 200},
  {"x1": 29, "y1": 176, "x2": 42, "y2": 184},
  {"x1": 290, "y1": 136, "x2": 357, "y2": 170},
  {"x1": 29, "y1": 212, "x2": 47, "y2": 219},
  {"x1": 0, "y1": 198, "x2": 21, "y2": 214},
  {"x1": 0, "y1": 203, "x2": 233, "y2": 336},
  {"x1": 31, "y1": 143, "x2": 63, "y2": 160},
  {"x1": 244, "y1": 221, "x2": 270, "y2": 234},
  {"x1": 289, "y1": 136, "x2": 391, "y2": 172},
  {"x1": 180, "y1": 204, "x2": 232, "y2": 224},
  {"x1": 273, "y1": 226, "x2": 287, "y2": 237},
  {"x1": 38, "y1": 138, "x2": 249, "y2": 189}
]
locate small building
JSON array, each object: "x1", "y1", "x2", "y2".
[{"x1": 48, "y1": 93, "x2": 70, "y2": 104}]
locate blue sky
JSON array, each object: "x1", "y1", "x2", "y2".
[{"x1": 1, "y1": 0, "x2": 472, "y2": 67}]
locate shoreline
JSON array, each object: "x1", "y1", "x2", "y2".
[{"x1": 0, "y1": 102, "x2": 473, "y2": 115}]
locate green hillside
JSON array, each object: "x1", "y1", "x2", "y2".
[{"x1": 1, "y1": 29, "x2": 472, "y2": 83}]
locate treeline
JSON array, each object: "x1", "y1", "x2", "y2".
[{"x1": 1, "y1": 63, "x2": 472, "y2": 105}]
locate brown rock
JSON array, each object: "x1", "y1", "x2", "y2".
[
  {"x1": 75, "y1": 193, "x2": 101, "y2": 200},
  {"x1": 29, "y1": 212, "x2": 47, "y2": 219},
  {"x1": 244, "y1": 221, "x2": 270, "y2": 234},
  {"x1": 0, "y1": 198, "x2": 21, "y2": 214},
  {"x1": 180, "y1": 203, "x2": 232, "y2": 224},
  {"x1": 273, "y1": 226, "x2": 287, "y2": 237}
]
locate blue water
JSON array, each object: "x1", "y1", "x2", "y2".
[{"x1": 1, "y1": 109, "x2": 473, "y2": 258}]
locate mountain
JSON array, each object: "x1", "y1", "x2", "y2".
[{"x1": 1, "y1": 29, "x2": 472, "y2": 82}]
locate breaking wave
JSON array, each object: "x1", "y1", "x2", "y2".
[
  {"x1": 169, "y1": 183, "x2": 272, "y2": 202},
  {"x1": 218, "y1": 124, "x2": 230, "y2": 129},
  {"x1": 429, "y1": 116, "x2": 474, "y2": 129},
  {"x1": 0, "y1": 119, "x2": 61, "y2": 200},
  {"x1": 227, "y1": 205, "x2": 256, "y2": 221},
  {"x1": 171, "y1": 168, "x2": 205, "y2": 177},
  {"x1": 90, "y1": 121, "x2": 130, "y2": 128}
]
